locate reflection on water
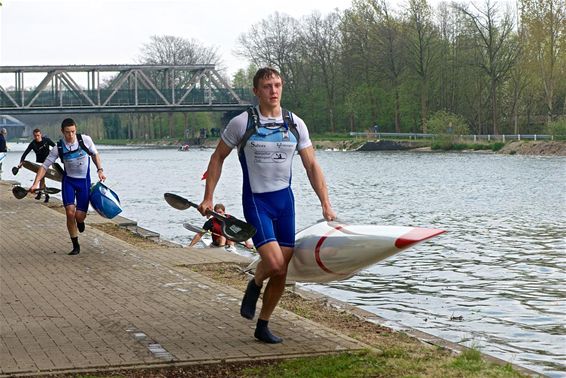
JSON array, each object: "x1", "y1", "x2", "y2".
[{"x1": 3, "y1": 145, "x2": 565, "y2": 376}]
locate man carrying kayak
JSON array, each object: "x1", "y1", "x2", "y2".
[
  {"x1": 198, "y1": 67, "x2": 336, "y2": 343},
  {"x1": 29, "y1": 118, "x2": 106, "y2": 255}
]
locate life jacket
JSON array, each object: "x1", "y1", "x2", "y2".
[
  {"x1": 57, "y1": 134, "x2": 94, "y2": 160},
  {"x1": 237, "y1": 106, "x2": 300, "y2": 153},
  {"x1": 210, "y1": 217, "x2": 226, "y2": 245}
]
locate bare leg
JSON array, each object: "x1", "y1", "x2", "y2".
[
  {"x1": 75, "y1": 209, "x2": 87, "y2": 233},
  {"x1": 65, "y1": 205, "x2": 78, "y2": 237},
  {"x1": 257, "y1": 244, "x2": 293, "y2": 320},
  {"x1": 65, "y1": 205, "x2": 81, "y2": 255}
]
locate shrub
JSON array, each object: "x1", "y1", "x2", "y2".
[
  {"x1": 545, "y1": 117, "x2": 566, "y2": 138},
  {"x1": 428, "y1": 111, "x2": 470, "y2": 150},
  {"x1": 428, "y1": 111, "x2": 470, "y2": 136}
]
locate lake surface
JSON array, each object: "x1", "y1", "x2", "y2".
[{"x1": 2, "y1": 143, "x2": 565, "y2": 377}]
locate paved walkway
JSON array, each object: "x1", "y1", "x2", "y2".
[{"x1": 0, "y1": 182, "x2": 366, "y2": 376}]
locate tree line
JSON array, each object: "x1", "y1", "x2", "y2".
[
  {"x1": 234, "y1": 0, "x2": 565, "y2": 136},
  {"x1": 26, "y1": 0, "x2": 566, "y2": 139}
]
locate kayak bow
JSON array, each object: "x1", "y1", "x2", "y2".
[{"x1": 246, "y1": 221, "x2": 445, "y2": 283}]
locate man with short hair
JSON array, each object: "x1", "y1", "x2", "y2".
[
  {"x1": 30, "y1": 118, "x2": 106, "y2": 255},
  {"x1": 198, "y1": 67, "x2": 336, "y2": 343},
  {"x1": 18, "y1": 128, "x2": 56, "y2": 202}
]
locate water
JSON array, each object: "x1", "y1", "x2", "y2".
[{"x1": 2, "y1": 143, "x2": 565, "y2": 376}]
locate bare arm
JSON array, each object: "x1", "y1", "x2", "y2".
[
  {"x1": 198, "y1": 139, "x2": 232, "y2": 215},
  {"x1": 30, "y1": 166, "x2": 47, "y2": 192},
  {"x1": 188, "y1": 232, "x2": 205, "y2": 247},
  {"x1": 92, "y1": 153, "x2": 106, "y2": 182},
  {"x1": 299, "y1": 146, "x2": 336, "y2": 221}
]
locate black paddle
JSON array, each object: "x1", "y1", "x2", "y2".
[
  {"x1": 12, "y1": 166, "x2": 19, "y2": 175},
  {"x1": 183, "y1": 222, "x2": 256, "y2": 251},
  {"x1": 12, "y1": 186, "x2": 61, "y2": 200},
  {"x1": 163, "y1": 192, "x2": 256, "y2": 242}
]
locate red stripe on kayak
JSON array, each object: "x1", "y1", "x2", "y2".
[
  {"x1": 395, "y1": 228, "x2": 446, "y2": 248},
  {"x1": 314, "y1": 225, "x2": 346, "y2": 275}
]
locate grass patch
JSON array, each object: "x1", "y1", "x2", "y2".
[{"x1": 243, "y1": 350, "x2": 385, "y2": 378}]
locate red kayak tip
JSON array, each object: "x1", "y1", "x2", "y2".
[{"x1": 395, "y1": 228, "x2": 446, "y2": 248}]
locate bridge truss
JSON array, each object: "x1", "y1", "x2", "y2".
[{"x1": 0, "y1": 64, "x2": 252, "y2": 115}]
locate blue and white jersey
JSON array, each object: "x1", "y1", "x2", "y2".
[
  {"x1": 222, "y1": 106, "x2": 312, "y2": 194},
  {"x1": 43, "y1": 135, "x2": 98, "y2": 179}
]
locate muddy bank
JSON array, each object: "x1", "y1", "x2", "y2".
[{"x1": 312, "y1": 139, "x2": 566, "y2": 156}]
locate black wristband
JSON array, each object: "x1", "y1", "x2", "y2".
[{"x1": 97, "y1": 168, "x2": 104, "y2": 172}]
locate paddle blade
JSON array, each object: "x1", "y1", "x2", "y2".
[
  {"x1": 12, "y1": 186, "x2": 28, "y2": 199},
  {"x1": 222, "y1": 217, "x2": 256, "y2": 242},
  {"x1": 44, "y1": 187, "x2": 61, "y2": 194},
  {"x1": 183, "y1": 223, "x2": 205, "y2": 234},
  {"x1": 164, "y1": 192, "x2": 194, "y2": 210},
  {"x1": 11, "y1": 166, "x2": 19, "y2": 175}
]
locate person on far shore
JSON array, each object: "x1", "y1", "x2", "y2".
[
  {"x1": 18, "y1": 128, "x2": 56, "y2": 202},
  {"x1": 29, "y1": 118, "x2": 106, "y2": 255},
  {"x1": 0, "y1": 128, "x2": 7, "y2": 173}
]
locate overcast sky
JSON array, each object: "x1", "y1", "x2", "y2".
[{"x1": 1, "y1": 0, "x2": 359, "y2": 77}]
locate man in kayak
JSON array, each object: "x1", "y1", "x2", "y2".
[
  {"x1": 17, "y1": 128, "x2": 56, "y2": 202},
  {"x1": 29, "y1": 118, "x2": 106, "y2": 255},
  {"x1": 187, "y1": 203, "x2": 235, "y2": 248},
  {"x1": 198, "y1": 67, "x2": 336, "y2": 343}
]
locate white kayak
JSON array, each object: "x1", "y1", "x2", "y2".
[{"x1": 246, "y1": 221, "x2": 445, "y2": 283}]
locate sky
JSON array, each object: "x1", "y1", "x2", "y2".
[{"x1": 0, "y1": 0, "x2": 357, "y2": 78}]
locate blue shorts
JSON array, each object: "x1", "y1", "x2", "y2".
[
  {"x1": 62, "y1": 175, "x2": 91, "y2": 212},
  {"x1": 243, "y1": 187, "x2": 295, "y2": 249}
]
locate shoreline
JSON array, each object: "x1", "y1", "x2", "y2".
[{"x1": 114, "y1": 138, "x2": 566, "y2": 156}]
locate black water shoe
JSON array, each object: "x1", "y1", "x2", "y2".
[
  {"x1": 68, "y1": 246, "x2": 80, "y2": 255},
  {"x1": 44, "y1": 194, "x2": 50, "y2": 203},
  {"x1": 35, "y1": 192, "x2": 41, "y2": 200},
  {"x1": 254, "y1": 319, "x2": 282, "y2": 344},
  {"x1": 240, "y1": 278, "x2": 262, "y2": 320},
  {"x1": 77, "y1": 222, "x2": 85, "y2": 233}
]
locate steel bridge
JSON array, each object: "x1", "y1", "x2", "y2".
[{"x1": 0, "y1": 64, "x2": 253, "y2": 115}]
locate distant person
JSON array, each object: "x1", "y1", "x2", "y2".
[
  {"x1": 187, "y1": 203, "x2": 235, "y2": 248},
  {"x1": 0, "y1": 128, "x2": 7, "y2": 172},
  {"x1": 197, "y1": 67, "x2": 336, "y2": 344},
  {"x1": 0, "y1": 128, "x2": 7, "y2": 152},
  {"x1": 18, "y1": 128, "x2": 56, "y2": 202},
  {"x1": 29, "y1": 118, "x2": 106, "y2": 255}
]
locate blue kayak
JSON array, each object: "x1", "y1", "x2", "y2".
[{"x1": 90, "y1": 182, "x2": 122, "y2": 219}]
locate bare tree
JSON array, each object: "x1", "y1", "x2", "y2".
[
  {"x1": 374, "y1": 0, "x2": 406, "y2": 132},
  {"x1": 300, "y1": 11, "x2": 342, "y2": 132},
  {"x1": 519, "y1": 0, "x2": 566, "y2": 123},
  {"x1": 457, "y1": 0, "x2": 520, "y2": 135},
  {"x1": 405, "y1": 0, "x2": 439, "y2": 133},
  {"x1": 236, "y1": 12, "x2": 302, "y2": 90},
  {"x1": 137, "y1": 35, "x2": 223, "y2": 137}
]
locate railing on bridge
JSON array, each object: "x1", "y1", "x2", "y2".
[{"x1": 0, "y1": 64, "x2": 253, "y2": 114}]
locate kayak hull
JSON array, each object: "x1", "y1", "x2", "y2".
[
  {"x1": 90, "y1": 182, "x2": 123, "y2": 219},
  {"x1": 22, "y1": 160, "x2": 63, "y2": 182},
  {"x1": 247, "y1": 221, "x2": 445, "y2": 283}
]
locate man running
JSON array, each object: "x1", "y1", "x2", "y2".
[
  {"x1": 18, "y1": 128, "x2": 56, "y2": 202},
  {"x1": 198, "y1": 67, "x2": 336, "y2": 343},
  {"x1": 30, "y1": 118, "x2": 106, "y2": 255}
]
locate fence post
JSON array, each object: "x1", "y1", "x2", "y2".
[
  {"x1": 503, "y1": 135, "x2": 505, "y2": 142},
  {"x1": 518, "y1": 134, "x2": 521, "y2": 141},
  {"x1": 534, "y1": 134, "x2": 537, "y2": 141}
]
